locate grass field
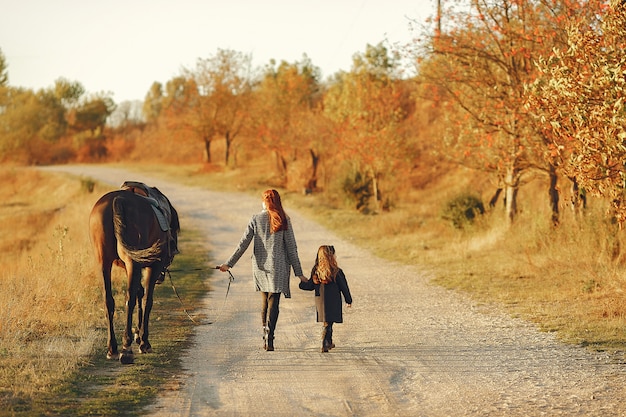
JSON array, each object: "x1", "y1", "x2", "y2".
[{"x1": 0, "y1": 166, "x2": 211, "y2": 416}]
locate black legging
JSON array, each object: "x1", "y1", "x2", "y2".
[{"x1": 261, "y1": 292, "x2": 281, "y2": 339}]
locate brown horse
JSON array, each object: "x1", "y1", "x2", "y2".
[{"x1": 89, "y1": 183, "x2": 180, "y2": 364}]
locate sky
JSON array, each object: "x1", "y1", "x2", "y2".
[{"x1": 0, "y1": 0, "x2": 436, "y2": 103}]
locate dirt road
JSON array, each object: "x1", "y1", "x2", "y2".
[{"x1": 45, "y1": 165, "x2": 626, "y2": 416}]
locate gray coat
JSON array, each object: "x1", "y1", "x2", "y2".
[{"x1": 226, "y1": 210, "x2": 303, "y2": 298}]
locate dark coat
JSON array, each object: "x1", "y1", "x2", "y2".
[{"x1": 299, "y1": 268, "x2": 352, "y2": 323}]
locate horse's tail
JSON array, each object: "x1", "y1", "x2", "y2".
[{"x1": 113, "y1": 196, "x2": 163, "y2": 265}]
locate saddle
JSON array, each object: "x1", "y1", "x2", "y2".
[{"x1": 120, "y1": 181, "x2": 172, "y2": 232}]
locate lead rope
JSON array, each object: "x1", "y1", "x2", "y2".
[
  {"x1": 206, "y1": 266, "x2": 236, "y2": 324},
  {"x1": 167, "y1": 269, "x2": 199, "y2": 324},
  {"x1": 166, "y1": 267, "x2": 235, "y2": 325}
]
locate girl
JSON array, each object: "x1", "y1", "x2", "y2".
[{"x1": 299, "y1": 245, "x2": 352, "y2": 352}]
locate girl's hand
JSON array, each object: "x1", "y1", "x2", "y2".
[
  {"x1": 219, "y1": 264, "x2": 230, "y2": 272},
  {"x1": 346, "y1": 304, "x2": 352, "y2": 308},
  {"x1": 298, "y1": 275, "x2": 308, "y2": 283}
]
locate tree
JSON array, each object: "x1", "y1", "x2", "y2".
[
  {"x1": 143, "y1": 82, "x2": 163, "y2": 124},
  {"x1": 527, "y1": 0, "x2": 626, "y2": 223},
  {"x1": 251, "y1": 56, "x2": 321, "y2": 186},
  {"x1": 416, "y1": 0, "x2": 580, "y2": 224},
  {"x1": 67, "y1": 94, "x2": 115, "y2": 135},
  {"x1": 155, "y1": 76, "x2": 209, "y2": 161},
  {"x1": 191, "y1": 49, "x2": 253, "y2": 166},
  {"x1": 0, "y1": 48, "x2": 8, "y2": 87},
  {"x1": 53, "y1": 77, "x2": 84, "y2": 107},
  {"x1": 324, "y1": 43, "x2": 410, "y2": 211},
  {"x1": 0, "y1": 87, "x2": 66, "y2": 162}
]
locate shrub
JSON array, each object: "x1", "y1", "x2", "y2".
[
  {"x1": 342, "y1": 169, "x2": 373, "y2": 212},
  {"x1": 441, "y1": 193, "x2": 485, "y2": 229}
]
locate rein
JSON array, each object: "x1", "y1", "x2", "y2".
[
  {"x1": 165, "y1": 266, "x2": 235, "y2": 325},
  {"x1": 207, "y1": 267, "x2": 235, "y2": 324}
]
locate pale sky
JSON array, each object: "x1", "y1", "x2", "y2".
[{"x1": 0, "y1": 0, "x2": 436, "y2": 103}]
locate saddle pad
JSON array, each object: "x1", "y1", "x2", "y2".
[{"x1": 152, "y1": 205, "x2": 170, "y2": 232}]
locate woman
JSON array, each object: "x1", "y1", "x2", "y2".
[{"x1": 219, "y1": 189, "x2": 307, "y2": 351}]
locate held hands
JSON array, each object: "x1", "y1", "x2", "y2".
[
  {"x1": 218, "y1": 263, "x2": 230, "y2": 272},
  {"x1": 298, "y1": 275, "x2": 308, "y2": 283}
]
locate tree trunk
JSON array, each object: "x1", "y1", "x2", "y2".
[
  {"x1": 275, "y1": 151, "x2": 288, "y2": 186},
  {"x1": 569, "y1": 176, "x2": 586, "y2": 221},
  {"x1": 548, "y1": 163, "x2": 560, "y2": 227},
  {"x1": 370, "y1": 167, "x2": 381, "y2": 212},
  {"x1": 489, "y1": 188, "x2": 503, "y2": 208},
  {"x1": 305, "y1": 149, "x2": 319, "y2": 193},
  {"x1": 203, "y1": 137, "x2": 212, "y2": 163},
  {"x1": 224, "y1": 131, "x2": 231, "y2": 166},
  {"x1": 504, "y1": 164, "x2": 520, "y2": 224}
]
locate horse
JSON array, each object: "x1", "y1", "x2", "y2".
[{"x1": 89, "y1": 182, "x2": 180, "y2": 364}]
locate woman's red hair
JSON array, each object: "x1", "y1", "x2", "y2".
[{"x1": 263, "y1": 189, "x2": 288, "y2": 233}]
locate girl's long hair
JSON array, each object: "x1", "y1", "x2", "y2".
[
  {"x1": 312, "y1": 245, "x2": 338, "y2": 284},
  {"x1": 263, "y1": 189, "x2": 288, "y2": 233}
]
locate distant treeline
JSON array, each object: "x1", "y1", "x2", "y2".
[{"x1": 1, "y1": 0, "x2": 625, "y2": 225}]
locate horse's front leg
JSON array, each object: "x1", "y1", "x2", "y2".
[{"x1": 137, "y1": 266, "x2": 159, "y2": 354}]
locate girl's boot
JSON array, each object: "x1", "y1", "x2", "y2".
[
  {"x1": 327, "y1": 327, "x2": 335, "y2": 350},
  {"x1": 321, "y1": 324, "x2": 332, "y2": 352}
]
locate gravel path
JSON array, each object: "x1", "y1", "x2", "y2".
[{"x1": 44, "y1": 165, "x2": 626, "y2": 416}]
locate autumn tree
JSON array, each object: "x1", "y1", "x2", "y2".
[
  {"x1": 0, "y1": 87, "x2": 67, "y2": 162},
  {"x1": 527, "y1": 0, "x2": 626, "y2": 223},
  {"x1": 251, "y1": 56, "x2": 321, "y2": 187},
  {"x1": 190, "y1": 49, "x2": 253, "y2": 166},
  {"x1": 416, "y1": 0, "x2": 581, "y2": 224},
  {"x1": 153, "y1": 76, "x2": 208, "y2": 160},
  {"x1": 323, "y1": 43, "x2": 410, "y2": 211},
  {"x1": 143, "y1": 82, "x2": 164, "y2": 124},
  {"x1": 0, "y1": 48, "x2": 7, "y2": 87},
  {"x1": 67, "y1": 95, "x2": 115, "y2": 136}
]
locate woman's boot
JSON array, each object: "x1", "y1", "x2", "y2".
[{"x1": 262, "y1": 325, "x2": 269, "y2": 350}]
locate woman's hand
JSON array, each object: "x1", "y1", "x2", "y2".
[
  {"x1": 219, "y1": 264, "x2": 230, "y2": 272},
  {"x1": 298, "y1": 275, "x2": 308, "y2": 283}
]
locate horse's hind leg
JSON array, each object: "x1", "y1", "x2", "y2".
[
  {"x1": 120, "y1": 262, "x2": 142, "y2": 364},
  {"x1": 102, "y1": 265, "x2": 119, "y2": 360},
  {"x1": 137, "y1": 267, "x2": 159, "y2": 354},
  {"x1": 133, "y1": 283, "x2": 145, "y2": 345}
]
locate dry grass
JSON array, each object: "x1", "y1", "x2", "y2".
[
  {"x1": 3, "y1": 160, "x2": 626, "y2": 410},
  {"x1": 0, "y1": 167, "x2": 108, "y2": 401}
]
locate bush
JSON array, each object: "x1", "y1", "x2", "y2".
[
  {"x1": 441, "y1": 193, "x2": 485, "y2": 229},
  {"x1": 342, "y1": 170, "x2": 373, "y2": 212}
]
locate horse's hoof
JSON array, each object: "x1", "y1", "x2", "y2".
[
  {"x1": 120, "y1": 347, "x2": 134, "y2": 364},
  {"x1": 107, "y1": 351, "x2": 120, "y2": 360},
  {"x1": 139, "y1": 345, "x2": 153, "y2": 354},
  {"x1": 119, "y1": 352, "x2": 134, "y2": 365}
]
